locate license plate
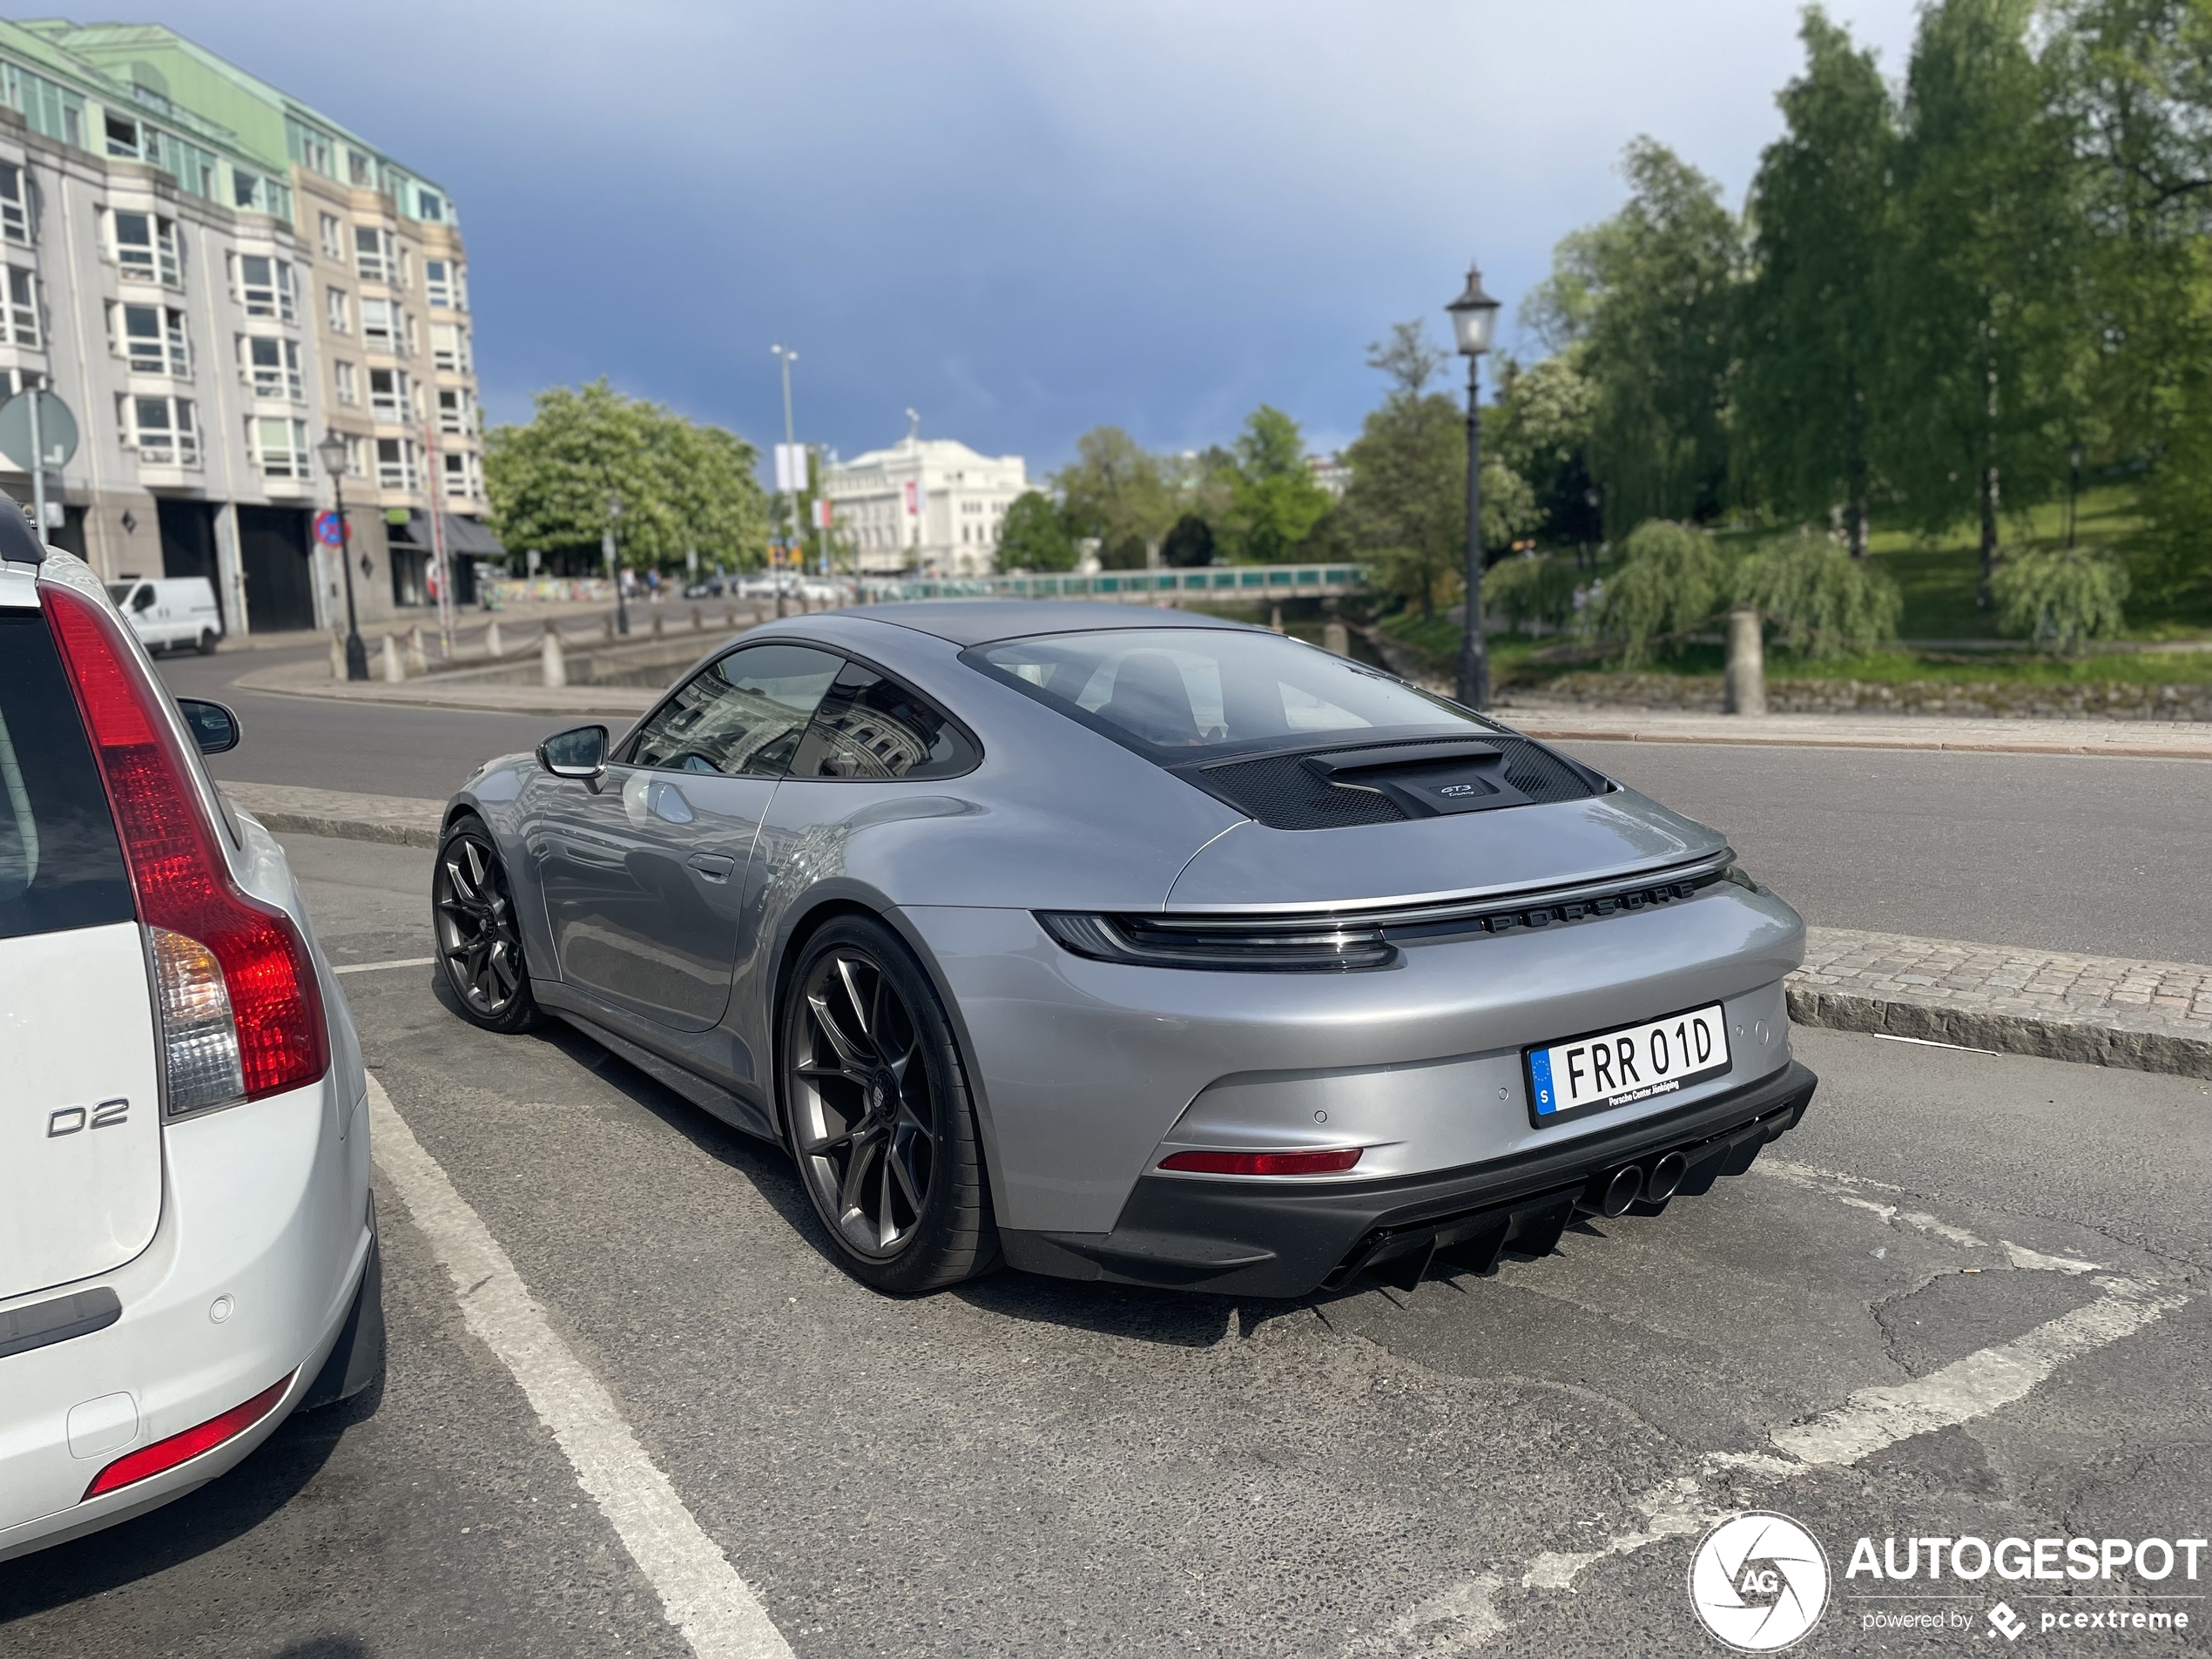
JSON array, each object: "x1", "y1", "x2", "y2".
[{"x1": 1525, "y1": 1003, "x2": 1730, "y2": 1128}]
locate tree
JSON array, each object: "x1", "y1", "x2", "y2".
[
  {"x1": 1054, "y1": 427, "x2": 1171, "y2": 568},
  {"x1": 485, "y1": 380, "x2": 768, "y2": 573},
  {"x1": 1527, "y1": 139, "x2": 1741, "y2": 531},
  {"x1": 1487, "y1": 354, "x2": 1597, "y2": 548},
  {"x1": 1221, "y1": 406, "x2": 1333, "y2": 563},
  {"x1": 1884, "y1": 0, "x2": 2090, "y2": 607},
  {"x1": 1162, "y1": 512, "x2": 1216, "y2": 566},
  {"x1": 1584, "y1": 519, "x2": 1728, "y2": 666},
  {"x1": 1735, "y1": 531, "x2": 1905, "y2": 659},
  {"x1": 1991, "y1": 545, "x2": 2129, "y2": 650},
  {"x1": 998, "y1": 489, "x2": 1077, "y2": 571},
  {"x1": 1342, "y1": 331, "x2": 1467, "y2": 617},
  {"x1": 1737, "y1": 10, "x2": 1898, "y2": 556}
]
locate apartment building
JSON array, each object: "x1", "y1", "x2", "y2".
[
  {"x1": 825, "y1": 433, "x2": 1026, "y2": 577},
  {"x1": 0, "y1": 19, "x2": 494, "y2": 634}
]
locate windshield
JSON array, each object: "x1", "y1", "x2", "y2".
[{"x1": 966, "y1": 627, "x2": 1494, "y2": 757}]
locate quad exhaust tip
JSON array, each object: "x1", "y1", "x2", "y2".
[
  {"x1": 1644, "y1": 1150, "x2": 1688, "y2": 1205},
  {"x1": 1592, "y1": 1163, "x2": 1643, "y2": 1218}
]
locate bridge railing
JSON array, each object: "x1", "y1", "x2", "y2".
[{"x1": 855, "y1": 564, "x2": 1370, "y2": 604}]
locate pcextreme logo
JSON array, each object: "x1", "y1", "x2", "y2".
[{"x1": 1688, "y1": 1512, "x2": 1831, "y2": 1652}]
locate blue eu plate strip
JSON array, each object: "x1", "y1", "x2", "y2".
[{"x1": 1527, "y1": 1049, "x2": 1556, "y2": 1117}]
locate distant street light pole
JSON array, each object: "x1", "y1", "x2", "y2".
[
  {"x1": 772, "y1": 343, "x2": 801, "y2": 620},
  {"x1": 606, "y1": 493, "x2": 628, "y2": 635},
  {"x1": 1447, "y1": 263, "x2": 1502, "y2": 711},
  {"x1": 316, "y1": 431, "x2": 369, "y2": 681}
]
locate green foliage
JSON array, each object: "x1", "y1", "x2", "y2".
[
  {"x1": 1222, "y1": 406, "x2": 1332, "y2": 563},
  {"x1": 1527, "y1": 139, "x2": 1739, "y2": 531},
  {"x1": 1482, "y1": 553, "x2": 1580, "y2": 635},
  {"x1": 1342, "y1": 341, "x2": 1465, "y2": 618},
  {"x1": 1054, "y1": 427, "x2": 1171, "y2": 567},
  {"x1": 1585, "y1": 520, "x2": 1728, "y2": 666},
  {"x1": 1487, "y1": 354, "x2": 1598, "y2": 545},
  {"x1": 998, "y1": 490, "x2": 1077, "y2": 572},
  {"x1": 1736, "y1": 10, "x2": 1896, "y2": 552},
  {"x1": 1991, "y1": 546, "x2": 2130, "y2": 651},
  {"x1": 1734, "y1": 531, "x2": 1905, "y2": 660},
  {"x1": 1162, "y1": 512, "x2": 1216, "y2": 567},
  {"x1": 484, "y1": 380, "x2": 767, "y2": 571}
]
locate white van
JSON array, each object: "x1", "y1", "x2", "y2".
[{"x1": 105, "y1": 577, "x2": 224, "y2": 655}]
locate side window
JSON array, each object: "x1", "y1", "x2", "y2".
[
  {"x1": 791, "y1": 661, "x2": 980, "y2": 780},
  {"x1": 626, "y1": 644, "x2": 840, "y2": 778}
]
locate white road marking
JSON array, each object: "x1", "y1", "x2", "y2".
[
  {"x1": 1759, "y1": 1161, "x2": 1989, "y2": 1248},
  {"x1": 2004, "y1": 1240, "x2": 2101, "y2": 1275},
  {"x1": 334, "y1": 956, "x2": 436, "y2": 975},
  {"x1": 1867, "y1": 1031, "x2": 2000, "y2": 1056},
  {"x1": 366, "y1": 1074, "x2": 792, "y2": 1659}
]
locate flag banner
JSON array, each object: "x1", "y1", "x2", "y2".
[{"x1": 774, "y1": 443, "x2": 808, "y2": 493}]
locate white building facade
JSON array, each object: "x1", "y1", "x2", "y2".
[{"x1": 825, "y1": 435, "x2": 1025, "y2": 578}]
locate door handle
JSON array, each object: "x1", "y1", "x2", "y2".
[{"x1": 686, "y1": 853, "x2": 737, "y2": 882}]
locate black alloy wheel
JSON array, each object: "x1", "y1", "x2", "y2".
[
  {"x1": 434, "y1": 816, "x2": 541, "y2": 1033},
  {"x1": 781, "y1": 916, "x2": 998, "y2": 1293}
]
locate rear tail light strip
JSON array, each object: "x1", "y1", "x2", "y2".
[
  {"x1": 83, "y1": 1372, "x2": 294, "y2": 1501},
  {"x1": 42, "y1": 580, "x2": 327, "y2": 1114}
]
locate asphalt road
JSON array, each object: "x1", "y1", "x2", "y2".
[
  {"x1": 3, "y1": 834, "x2": 2205, "y2": 1659},
  {"x1": 154, "y1": 644, "x2": 2212, "y2": 961}
]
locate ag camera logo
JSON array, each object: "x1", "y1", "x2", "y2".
[{"x1": 1689, "y1": 1512, "x2": 1831, "y2": 1651}]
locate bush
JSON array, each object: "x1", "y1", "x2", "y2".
[
  {"x1": 1482, "y1": 552, "x2": 1579, "y2": 635},
  {"x1": 997, "y1": 490, "x2": 1077, "y2": 572},
  {"x1": 1583, "y1": 520, "x2": 1725, "y2": 667},
  {"x1": 1735, "y1": 531, "x2": 1903, "y2": 662},
  {"x1": 1991, "y1": 547, "x2": 2128, "y2": 654}
]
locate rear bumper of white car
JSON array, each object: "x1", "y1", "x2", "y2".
[{"x1": 0, "y1": 1071, "x2": 370, "y2": 1562}]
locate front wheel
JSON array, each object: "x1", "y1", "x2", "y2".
[
  {"x1": 197, "y1": 630, "x2": 218, "y2": 656},
  {"x1": 781, "y1": 916, "x2": 998, "y2": 1294},
  {"x1": 433, "y1": 815, "x2": 542, "y2": 1032}
]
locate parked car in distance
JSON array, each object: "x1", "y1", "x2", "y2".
[
  {"x1": 1, "y1": 529, "x2": 380, "y2": 1563},
  {"x1": 684, "y1": 575, "x2": 727, "y2": 599},
  {"x1": 435, "y1": 600, "x2": 1816, "y2": 1301},
  {"x1": 105, "y1": 576, "x2": 223, "y2": 656}
]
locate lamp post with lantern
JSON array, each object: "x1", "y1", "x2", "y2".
[
  {"x1": 316, "y1": 431, "x2": 369, "y2": 682},
  {"x1": 1446, "y1": 263, "x2": 1502, "y2": 711}
]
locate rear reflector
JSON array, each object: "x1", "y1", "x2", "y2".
[
  {"x1": 1158, "y1": 1147, "x2": 1364, "y2": 1177},
  {"x1": 43, "y1": 581, "x2": 327, "y2": 1109},
  {"x1": 82, "y1": 1372, "x2": 294, "y2": 1500}
]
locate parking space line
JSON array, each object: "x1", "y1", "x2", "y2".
[
  {"x1": 365, "y1": 1075, "x2": 793, "y2": 1659},
  {"x1": 334, "y1": 956, "x2": 436, "y2": 975}
]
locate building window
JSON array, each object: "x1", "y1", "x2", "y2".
[
  {"x1": 361, "y1": 295, "x2": 397, "y2": 354},
  {"x1": 343, "y1": 433, "x2": 368, "y2": 477},
  {"x1": 287, "y1": 118, "x2": 334, "y2": 179},
  {"x1": 368, "y1": 366, "x2": 410, "y2": 419},
  {"x1": 430, "y1": 322, "x2": 472, "y2": 373},
  {"x1": 334, "y1": 360, "x2": 358, "y2": 405},
  {"x1": 105, "y1": 111, "x2": 142, "y2": 160},
  {"x1": 112, "y1": 302, "x2": 188, "y2": 375},
  {"x1": 441, "y1": 448, "x2": 482, "y2": 501},
  {"x1": 166, "y1": 138, "x2": 216, "y2": 199},
  {"x1": 376, "y1": 435, "x2": 419, "y2": 492},
  {"x1": 436, "y1": 386, "x2": 473, "y2": 435},
  {"x1": 396, "y1": 246, "x2": 413, "y2": 289},
  {"x1": 1, "y1": 62, "x2": 84, "y2": 147},
  {"x1": 424, "y1": 258, "x2": 466, "y2": 310},
  {"x1": 320, "y1": 212, "x2": 343, "y2": 260},
  {"x1": 0, "y1": 163, "x2": 31, "y2": 245},
  {"x1": 118, "y1": 395, "x2": 198, "y2": 466},
  {"x1": 415, "y1": 188, "x2": 445, "y2": 224},
  {"x1": 347, "y1": 148, "x2": 374, "y2": 189},
  {"x1": 111, "y1": 211, "x2": 181, "y2": 287},
  {"x1": 242, "y1": 335, "x2": 305, "y2": 401},
  {"x1": 354, "y1": 225, "x2": 392, "y2": 284},
  {"x1": 3, "y1": 266, "x2": 38, "y2": 347},
  {"x1": 253, "y1": 415, "x2": 310, "y2": 479},
  {"x1": 326, "y1": 285, "x2": 351, "y2": 334},
  {"x1": 231, "y1": 253, "x2": 297, "y2": 322}
]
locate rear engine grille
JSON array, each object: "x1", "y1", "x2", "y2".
[{"x1": 1196, "y1": 733, "x2": 1603, "y2": 831}]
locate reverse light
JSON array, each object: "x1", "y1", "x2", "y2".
[
  {"x1": 43, "y1": 580, "x2": 327, "y2": 1115},
  {"x1": 1158, "y1": 1147, "x2": 1365, "y2": 1177},
  {"x1": 83, "y1": 1373, "x2": 294, "y2": 1500}
]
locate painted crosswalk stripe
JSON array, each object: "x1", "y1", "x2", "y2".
[{"x1": 366, "y1": 1073, "x2": 792, "y2": 1659}]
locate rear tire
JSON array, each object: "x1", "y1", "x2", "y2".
[
  {"x1": 433, "y1": 814, "x2": 543, "y2": 1033},
  {"x1": 780, "y1": 916, "x2": 999, "y2": 1294},
  {"x1": 196, "y1": 630, "x2": 218, "y2": 655}
]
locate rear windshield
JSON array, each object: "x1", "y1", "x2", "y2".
[
  {"x1": 965, "y1": 627, "x2": 1494, "y2": 757},
  {"x1": 0, "y1": 610, "x2": 135, "y2": 940}
]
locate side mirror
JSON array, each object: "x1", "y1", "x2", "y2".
[
  {"x1": 175, "y1": 697, "x2": 240, "y2": 755},
  {"x1": 132, "y1": 586, "x2": 156, "y2": 613},
  {"x1": 537, "y1": 724, "x2": 608, "y2": 779}
]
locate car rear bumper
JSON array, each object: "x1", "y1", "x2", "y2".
[
  {"x1": 1000, "y1": 1060, "x2": 1817, "y2": 1298},
  {"x1": 0, "y1": 1073, "x2": 371, "y2": 1562}
]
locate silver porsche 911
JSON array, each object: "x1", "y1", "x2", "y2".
[{"x1": 436, "y1": 601, "x2": 1815, "y2": 1296}]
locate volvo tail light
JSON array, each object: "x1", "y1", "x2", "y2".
[
  {"x1": 83, "y1": 1373, "x2": 294, "y2": 1499},
  {"x1": 43, "y1": 581, "x2": 327, "y2": 1115}
]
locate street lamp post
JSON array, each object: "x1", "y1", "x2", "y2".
[
  {"x1": 772, "y1": 343, "x2": 802, "y2": 621},
  {"x1": 316, "y1": 432, "x2": 369, "y2": 681},
  {"x1": 1447, "y1": 263, "x2": 1502, "y2": 711},
  {"x1": 605, "y1": 494, "x2": 628, "y2": 635}
]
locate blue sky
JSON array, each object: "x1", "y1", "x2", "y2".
[{"x1": 152, "y1": 0, "x2": 1921, "y2": 475}]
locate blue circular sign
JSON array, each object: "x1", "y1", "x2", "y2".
[{"x1": 314, "y1": 510, "x2": 343, "y2": 547}]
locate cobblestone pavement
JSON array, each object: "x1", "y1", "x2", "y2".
[{"x1": 1791, "y1": 927, "x2": 2212, "y2": 1078}]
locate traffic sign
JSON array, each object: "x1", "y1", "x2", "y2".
[
  {"x1": 0, "y1": 389, "x2": 78, "y2": 470},
  {"x1": 314, "y1": 510, "x2": 345, "y2": 547}
]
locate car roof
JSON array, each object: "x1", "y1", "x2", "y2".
[{"x1": 837, "y1": 599, "x2": 1267, "y2": 648}]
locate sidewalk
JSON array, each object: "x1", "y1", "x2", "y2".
[
  {"x1": 231, "y1": 655, "x2": 658, "y2": 719},
  {"x1": 221, "y1": 780, "x2": 2212, "y2": 1080}
]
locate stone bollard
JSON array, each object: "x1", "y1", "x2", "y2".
[
  {"x1": 329, "y1": 629, "x2": 347, "y2": 682},
  {"x1": 725, "y1": 605, "x2": 736, "y2": 629},
  {"x1": 407, "y1": 625, "x2": 428, "y2": 675},
  {"x1": 604, "y1": 613, "x2": 616, "y2": 640},
  {"x1": 382, "y1": 635, "x2": 405, "y2": 682},
  {"x1": 486, "y1": 617, "x2": 504, "y2": 658},
  {"x1": 1323, "y1": 617, "x2": 1350, "y2": 657},
  {"x1": 1269, "y1": 603, "x2": 1285, "y2": 634},
  {"x1": 541, "y1": 627, "x2": 567, "y2": 688},
  {"x1": 651, "y1": 610, "x2": 664, "y2": 637},
  {"x1": 1724, "y1": 607, "x2": 1767, "y2": 717},
  {"x1": 692, "y1": 604, "x2": 703, "y2": 631}
]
